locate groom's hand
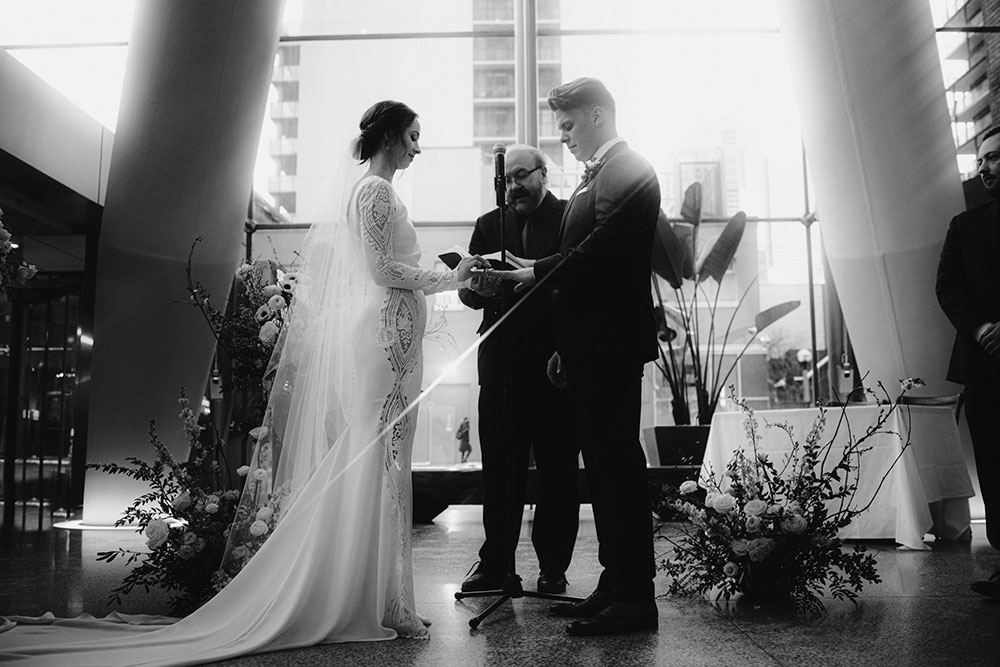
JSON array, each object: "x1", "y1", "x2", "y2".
[{"x1": 491, "y1": 266, "x2": 535, "y2": 293}]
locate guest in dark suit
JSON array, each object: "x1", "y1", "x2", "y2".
[
  {"x1": 458, "y1": 144, "x2": 580, "y2": 596},
  {"x1": 937, "y1": 125, "x2": 1000, "y2": 598},
  {"x1": 494, "y1": 78, "x2": 660, "y2": 636}
]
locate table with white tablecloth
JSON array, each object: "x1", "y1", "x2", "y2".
[{"x1": 701, "y1": 404, "x2": 975, "y2": 550}]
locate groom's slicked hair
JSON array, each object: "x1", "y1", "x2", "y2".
[{"x1": 547, "y1": 77, "x2": 616, "y2": 115}]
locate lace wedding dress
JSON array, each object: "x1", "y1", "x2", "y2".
[{"x1": 0, "y1": 175, "x2": 464, "y2": 666}]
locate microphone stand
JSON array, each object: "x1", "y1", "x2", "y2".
[{"x1": 454, "y1": 146, "x2": 581, "y2": 629}]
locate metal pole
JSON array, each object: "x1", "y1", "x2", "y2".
[{"x1": 801, "y1": 143, "x2": 820, "y2": 403}]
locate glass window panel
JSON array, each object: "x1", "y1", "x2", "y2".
[
  {"x1": 282, "y1": 0, "x2": 477, "y2": 35},
  {"x1": 473, "y1": 36, "x2": 514, "y2": 61},
  {"x1": 474, "y1": 67, "x2": 515, "y2": 98},
  {"x1": 473, "y1": 0, "x2": 514, "y2": 22},
  {"x1": 546, "y1": 0, "x2": 779, "y2": 32}
]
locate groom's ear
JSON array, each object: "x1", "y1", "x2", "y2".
[{"x1": 592, "y1": 106, "x2": 605, "y2": 127}]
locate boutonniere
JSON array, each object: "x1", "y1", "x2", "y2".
[{"x1": 582, "y1": 158, "x2": 604, "y2": 183}]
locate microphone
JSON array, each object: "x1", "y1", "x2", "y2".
[{"x1": 492, "y1": 143, "x2": 506, "y2": 209}]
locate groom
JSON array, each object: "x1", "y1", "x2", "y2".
[{"x1": 494, "y1": 77, "x2": 660, "y2": 636}]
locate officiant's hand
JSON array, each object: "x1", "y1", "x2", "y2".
[
  {"x1": 470, "y1": 271, "x2": 501, "y2": 297},
  {"x1": 503, "y1": 253, "x2": 535, "y2": 269},
  {"x1": 546, "y1": 351, "x2": 566, "y2": 389},
  {"x1": 456, "y1": 255, "x2": 486, "y2": 282},
  {"x1": 491, "y1": 266, "x2": 535, "y2": 293}
]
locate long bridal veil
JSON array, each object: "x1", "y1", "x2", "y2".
[{"x1": 217, "y1": 146, "x2": 372, "y2": 583}]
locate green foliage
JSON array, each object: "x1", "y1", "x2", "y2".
[
  {"x1": 650, "y1": 183, "x2": 800, "y2": 425},
  {"x1": 657, "y1": 378, "x2": 923, "y2": 617},
  {"x1": 87, "y1": 391, "x2": 242, "y2": 616}
]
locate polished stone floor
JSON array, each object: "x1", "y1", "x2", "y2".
[{"x1": 1, "y1": 506, "x2": 999, "y2": 666}]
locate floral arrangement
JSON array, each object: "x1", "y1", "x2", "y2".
[
  {"x1": 88, "y1": 392, "x2": 243, "y2": 615},
  {"x1": 0, "y1": 206, "x2": 38, "y2": 291},
  {"x1": 658, "y1": 378, "x2": 924, "y2": 617},
  {"x1": 185, "y1": 237, "x2": 301, "y2": 403}
]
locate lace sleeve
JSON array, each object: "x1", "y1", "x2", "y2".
[{"x1": 357, "y1": 178, "x2": 462, "y2": 295}]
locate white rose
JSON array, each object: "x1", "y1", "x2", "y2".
[
  {"x1": 252, "y1": 468, "x2": 269, "y2": 481},
  {"x1": 678, "y1": 480, "x2": 699, "y2": 495},
  {"x1": 255, "y1": 506, "x2": 274, "y2": 523},
  {"x1": 236, "y1": 465, "x2": 251, "y2": 477},
  {"x1": 781, "y1": 514, "x2": 808, "y2": 534},
  {"x1": 711, "y1": 493, "x2": 738, "y2": 514},
  {"x1": 144, "y1": 518, "x2": 170, "y2": 549},
  {"x1": 249, "y1": 520, "x2": 269, "y2": 537},
  {"x1": 259, "y1": 319, "x2": 279, "y2": 345},
  {"x1": 745, "y1": 515, "x2": 763, "y2": 532},
  {"x1": 730, "y1": 538, "x2": 751, "y2": 557},
  {"x1": 171, "y1": 490, "x2": 192, "y2": 511},
  {"x1": 262, "y1": 284, "x2": 282, "y2": 298},
  {"x1": 705, "y1": 492, "x2": 720, "y2": 508},
  {"x1": 205, "y1": 502, "x2": 219, "y2": 514},
  {"x1": 722, "y1": 561, "x2": 741, "y2": 578},
  {"x1": 267, "y1": 294, "x2": 287, "y2": 311},
  {"x1": 743, "y1": 499, "x2": 767, "y2": 516}
]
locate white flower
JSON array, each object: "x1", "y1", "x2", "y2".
[
  {"x1": 262, "y1": 284, "x2": 282, "y2": 298},
  {"x1": 280, "y1": 279, "x2": 296, "y2": 293},
  {"x1": 748, "y1": 537, "x2": 776, "y2": 562},
  {"x1": 267, "y1": 294, "x2": 287, "y2": 311},
  {"x1": 171, "y1": 490, "x2": 192, "y2": 511},
  {"x1": 249, "y1": 520, "x2": 269, "y2": 537},
  {"x1": 781, "y1": 514, "x2": 808, "y2": 534},
  {"x1": 205, "y1": 502, "x2": 219, "y2": 514},
  {"x1": 236, "y1": 465, "x2": 251, "y2": 477},
  {"x1": 252, "y1": 468, "x2": 269, "y2": 481},
  {"x1": 255, "y1": 506, "x2": 274, "y2": 523},
  {"x1": 730, "y1": 538, "x2": 751, "y2": 557},
  {"x1": 710, "y1": 493, "x2": 737, "y2": 514},
  {"x1": 259, "y1": 319, "x2": 279, "y2": 345},
  {"x1": 743, "y1": 499, "x2": 767, "y2": 516},
  {"x1": 745, "y1": 515, "x2": 763, "y2": 532},
  {"x1": 900, "y1": 377, "x2": 926, "y2": 391},
  {"x1": 722, "y1": 561, "x2": 741, "y2": 578},
  {"x1": 144, "y1": 518, "x2": 170, "y2": 549},
  {"x1": 705, "y1": 492, "x2": 720, "y2": 508},
  {"x1": 679, "y1": 480, "x2": 699, "y2": 495},
  {"x1": 235, "y1": 264, "x2": 252, "y2": 280},
  {"x1": 254, "y1": 304, "x2": 272, "y2": 323}
]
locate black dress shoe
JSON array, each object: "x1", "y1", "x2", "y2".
[
  {"x1": 565, "y1": 601, "x2": 658, "y2": 637},
  {"x1": 971, "y1": 564, "x2": 1000, "y2": 598},
  {"x1": 537, "y1": 572, "x2": 568, "y2": 594},
  {"x1": 461, "y1": 564, "x2": 504, "y2": 592},
  {"x1": 550, "y1": 589, "x2": 610, "y2": 617}
]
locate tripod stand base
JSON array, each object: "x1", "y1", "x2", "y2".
[{"x1": 454, "y1": 573, "x2": 584, "y2": 629}]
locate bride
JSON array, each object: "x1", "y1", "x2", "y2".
[{"x1": 1, "y1": 100, "x2": 483, "y2": 665}]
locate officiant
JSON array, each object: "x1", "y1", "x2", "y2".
[{"x1": 458, "y1": 144, "x2": 580, "y2": 595}]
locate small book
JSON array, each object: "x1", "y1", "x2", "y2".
[{"x1": 437, "y1": 245, "x2": 521, "y2": 271}]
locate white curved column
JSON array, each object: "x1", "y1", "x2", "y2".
[
  {"x1": 82, "y1": 0, "x2": 283, "y2": 524},
  {"x1": 775, "y1": 0, "x2": 963, "y2": 396}
]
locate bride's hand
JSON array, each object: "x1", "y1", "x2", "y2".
[{"x1": 456, "y1": 255, "x2": 485, "y2": 282}]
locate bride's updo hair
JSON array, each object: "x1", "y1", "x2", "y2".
[{"x1": 352, "y1": 100, "x2": 418, "y2": 163}]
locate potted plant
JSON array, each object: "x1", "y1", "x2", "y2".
[{"x1": 647, "y1": 183, "x2": 799, "y2": 463}]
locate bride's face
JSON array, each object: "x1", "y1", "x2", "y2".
[{"x1": 391, "y1": 119, "x2": 421, "y2": 170}]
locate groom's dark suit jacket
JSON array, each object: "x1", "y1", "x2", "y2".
[
  {"x1": 533, "y1": 141, "x2": 660, "y2": 364},
  {"x1": 936, "y1": 198, "x2": 1000, "y2": 385}
]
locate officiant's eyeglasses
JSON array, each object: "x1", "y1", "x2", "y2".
[{"x1": 505, "y1": 165, "x2": 543, "y2": 186}]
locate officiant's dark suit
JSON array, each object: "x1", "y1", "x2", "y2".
[
  {"x1": 458, "y1": 145, "x2": 579, "y2": 595},
  {"x1": 936, "y1": 129, "x2": 1000, "y2": 570},
  {"x1": 529, "y1": 77, "x2": 660, "y2": 636}
]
